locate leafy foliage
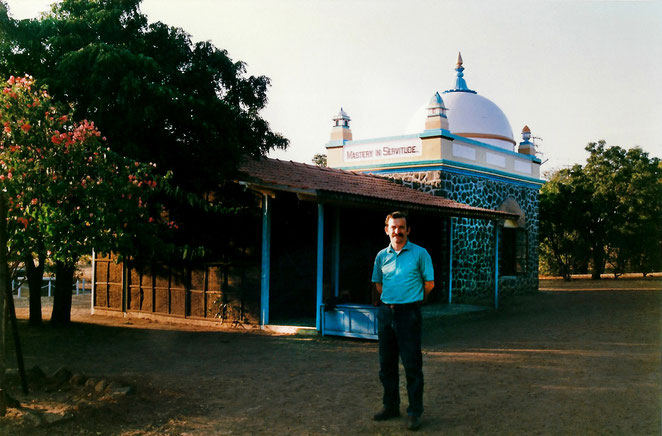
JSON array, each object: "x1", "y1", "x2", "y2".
[
  {"x1": 0, "y1": 74, "x2": 169, "y2": 322},
  {"x1": 0, "y1": 75, "x2": 168, "y2": 262},
  {"x1": 0, "y1": 0, "x2": 288, "y2": 260},
  {"x1": 540, "y1": 140, "x2": 662, "y2": 279},
  {"x1": 312, "y1": 153, "x2": 327, "y2": 167}
]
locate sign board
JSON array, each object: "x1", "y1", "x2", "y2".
[{"x1": 343, "y1": 137, "x2": 422, "y2": 163}]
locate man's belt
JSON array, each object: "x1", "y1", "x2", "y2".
[{"x1": 383, "y1": 301, "x2": 421, "y2": 310}]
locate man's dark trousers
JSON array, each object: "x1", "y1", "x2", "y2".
[{"x1": 377, "y1": 303, "x2": 424, "y2": 417}]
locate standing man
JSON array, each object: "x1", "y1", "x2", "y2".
[{"x1": 372, "y1": 211, "x2": 434, "y2": 431}]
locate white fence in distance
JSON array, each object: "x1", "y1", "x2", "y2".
[{"x1": 12, "y1": 277, "x2": 92, "y2": 298}]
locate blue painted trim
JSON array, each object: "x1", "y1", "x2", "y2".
[
  {"x1": 325, "y1": 140, "x2": 346, "y2": 148},
  {"x1": 320, "y1": 304, "x2": 379, "y2": 340},
  {"x1": 443, "y1": 89, "x2": 477, "y2": 94},
  {"x1": 420, "y1": 128, "x2": 454, "y2": 139},
  {"x1": 335, "y1": 159, "x2": 441, "y2": 171},
  {"x1": 437, "y1": 160, "x2": 545, "y2": 187},
  {"x1": 494, "y1": 223, "x2": 499, "y2": 309},
  {"x1": 448, "y1": 218, "x2": 454, "y2": 304},
  {"x1": 447, "y1": 134, "x2": 541, "y2": 162},
  {"x1": 260, "y1": 195, "x2": 271, "y2": 325},
  {"x1": 334, "y1": 131, "x2": 539, "y2": 163},
  {"x1": 337, "y1": 160, "x2": 544, "y2": 188},
  {"x1": 316, "y1": 204, "x2": 325, "y2": 331}
]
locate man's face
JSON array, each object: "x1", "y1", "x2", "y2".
[{"x1": 385, "y1": 217, "x2": 410, "y2": 247}]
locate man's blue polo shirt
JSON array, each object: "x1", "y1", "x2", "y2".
[{"x1": 372, "y1": 240, "x2": 434, "y2": 304}]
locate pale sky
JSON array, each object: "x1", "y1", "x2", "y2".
[{"x1": 6, "y1": 0, "x2": 662, "y2": 174}]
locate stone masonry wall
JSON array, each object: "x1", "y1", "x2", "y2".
[{"x1": 385, "y1": 170, "x2": 539, "y2": 303}]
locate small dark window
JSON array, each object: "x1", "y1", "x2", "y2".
[{"x1": 500, "y1": 227, "x2": 527, "y2": 276}]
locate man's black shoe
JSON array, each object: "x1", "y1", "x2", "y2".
[
  {"x1": 407, "y1": 415, "x2": 422, "y2": 431},
  {"x1": 373, "y1": 407, "x2": 400, "y2": 421}
]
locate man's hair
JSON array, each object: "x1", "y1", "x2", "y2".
[{"x1": 385, "y1": 211, "x2": 409, "y2": 227}]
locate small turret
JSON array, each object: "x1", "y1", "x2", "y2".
[
  {"x1": 517, "y1": 125, "x2": 535, "y2": 155},
  {"x1": 330, "y1": 107, "x2": 352, "y2": 142},
  {"x1": 424, "y1": 92, "x2": 449, "y2": 131}
]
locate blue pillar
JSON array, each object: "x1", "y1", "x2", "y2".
[
  {"x1": 332, "y1": 209, "x2": 340, "y2": 297},
  {"x1": 448, "y1": 218, "x2": 454, "y2": 304},
  {"x1": 260, "y1": 195, "x2": 271, "y2": 326},
  {"x1": 316, "y1": 203, "x2": 325, "y2": 331},
  {"x1": 494, "y1": 222, "x2": 500, "y2": 309}
]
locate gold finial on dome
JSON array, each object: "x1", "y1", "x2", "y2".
[{"x1": 456, "y1": 52, "x2": 464, "y2": 68}]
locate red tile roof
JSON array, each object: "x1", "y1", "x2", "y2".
[{"x1": 238, "y1": 157, "x2": 516, "y2": 220}]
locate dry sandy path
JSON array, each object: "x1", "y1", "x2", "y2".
[{"x1": 2, "y1": 278, "x2": 661, "y2": 435}]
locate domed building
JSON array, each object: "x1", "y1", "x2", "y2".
[
  {"x1": 326, "y1": 53, "x2": 544, "y2": 307},
  {"x1": 90, "y1": 54, "x2": 544, "y2": 340},
  {"x1": 407, "y1": 53, "x2": 516, "y2": 150},
  {"x1": 440, "y1": 55, "x2": 515, "y2": 149}
]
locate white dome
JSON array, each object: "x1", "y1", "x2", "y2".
[
  {"x1": 441, "y1": 91, "x2": 515, "y2": 150},
  {"x1": 405, "y1": 53, "x2": 515, "y2": 151}
]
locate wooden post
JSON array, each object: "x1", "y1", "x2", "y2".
[{"x1": 316, "y1": 203, "x2": 324, "y2": 331}]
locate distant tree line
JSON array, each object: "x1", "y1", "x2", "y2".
[{"x1": 539, "y1": 141, "x2": 662, "y2": 280}]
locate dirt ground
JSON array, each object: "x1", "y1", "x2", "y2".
[{"x1": 1, "y1": 276, "x2": 661, "y2": 435}]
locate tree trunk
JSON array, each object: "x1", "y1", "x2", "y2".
[
  {"x1": 0, "y1": 194, "x2": 9, "y2": 415},
  {"x1": 51, "y1": 261, "x2": 76, "y2": 325},
  {"x1": 25, "y1": 249, "x2": 45, "y2": 326},
  {"x1": 591, "y1": 246, "x2": 605, "y2": 280}
]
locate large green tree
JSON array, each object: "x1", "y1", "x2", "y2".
[
  {"x1": 0, "y1": 75, "x2": 167, "y2": 324},
  {"x1": 540, "y1": 141, "x2": 662, "y2": 279},
  {"x1": 539, "y1": 167, "x2": 591, "y2": 280},
  {"x1": 0, "y1": 0, "x2": 287, "y2": 258},
  {"x1": 587, "y1": 144, "x2": 662, "y2": 277},
  {"x1": 0, "y1": 74, "x2": 171, "y2": 413}
]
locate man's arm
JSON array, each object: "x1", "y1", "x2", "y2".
[
  {"x1": 423, "y1": 281, "x2": 434, "y2": 303},
  {"x1": 372, "y1": 282, "x2": 382, "y2": 306}
]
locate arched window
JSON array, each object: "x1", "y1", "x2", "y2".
[{"x1": 498, "y1": 198, "x2": 527, "y2": 276}]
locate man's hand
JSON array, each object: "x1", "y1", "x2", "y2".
[
  {"x1": 373, "y1": 282, "x2": 382, "y2": 306},
  {"x1": 423, "y1": 281, "x2": 434, "y2": 303}
]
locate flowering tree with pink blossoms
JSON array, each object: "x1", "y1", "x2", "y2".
[{"x1": 0, "y1": 75, "x2": 169, "y2": 326}]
